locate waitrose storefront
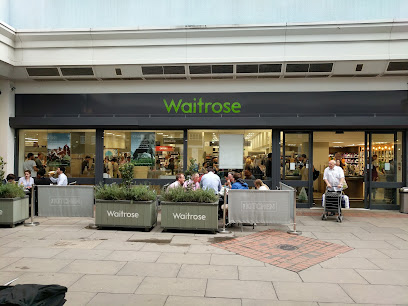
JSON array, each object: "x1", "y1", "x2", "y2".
[{"x1": 10, "y1": 90, "x2": 408, "y2": 209}]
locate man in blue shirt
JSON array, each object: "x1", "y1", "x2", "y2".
[{"x1": 200, "y1": 167, "x2": 222, "y2": 194}]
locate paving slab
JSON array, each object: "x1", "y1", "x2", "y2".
[
  {"x1": 0, "y1": 237, "x2": 15, "y2": 247},
  {"x1": 336, "y1": 248, "x2": 390, "y2": 259},
  {"x1": 210, "y1": 254, "x2": 265, "y2": 267},
  {"x1": 273, "y1": 282, "x2": 353, "y2": 303},
  {"x1": 44, "y1": 230, "x2": 94, "y2": 240},
  {"x1": 299, "y1": 266, "x2": 368, "y2": 284},
  {"x1": 2, "y1": 238, "x2": 58, "y2": 248},
  {"x1": 140, "y1": 243, "x2": 190, "y2": 253},
  {"x1": 378, "y1": 248, "x2": 408, "y2": 259},
  {"x1": 60, "y1": 259, "x2": 125, "y2": 274},
  {"x1": 206, "y1": 279, "x2": 276, "y2": 300},
  {"x1": 2, "y1": 258, "x2": 72, "y2": 273},
  {"x1": 50, "y1": 239, "x2": 103, "y2": 249},
  {"x1": 43, "y1": 225, "x2": 84, "y2": 232},
  {"x1": 104, "y1": 250, "x2": 160, "y2": 262},
  {"x1": 0, "y1": 257, "x2": 21, "y2": 270},
  {"x1": 53, "y1": 248, "x2": 113, "y2": 260},
  {"x1": 14, "y1": 272, "x2": 83, "y2": 287},
  {"x1": 93, "y1": 240, "x2": 145, "y2": 251},
  {"x1": 341, "y1": 284, "x2": 408, "y2": 304},
  {"x1": 342, "y1": 240, "x2": 397, "y2": 249},
  {"x1": 69, "y1": 274, "x2": 144, "y2": 293},
  {"x1": 156, "y1": 252, "x2": 211, "y2": 265},
  {"x1": 352, "y1": 232, "x2": 404, "y2": 241},
  {"x1": 188, "y1": 244, "x2": 234, "y2": 255},
  {"x1": 2, "y1": 247, "x2": 65, "y2": 259},
  {"x1": 136, "y1": 277, "x2": 206, "y2": 296},
  {"x1": 356, "y1": 269, "x2": 408, "y2": 285},
  {"x1": 319, "y1": 257, "x2": 380, "y2": 269},
  {"x1": 87, "y1": 293, "x2": 167, "y2": 306},
  {"x1": 165, "y1": 296, "x2": 241, "y2": 306},
  {"x1": 170, "y1": 235, "x2": 210, "y2": 245},
  {"x1": 386, "y1": 239, "x2": 408, "y2": 249},
  {"x1": 64, "y1": 292, "x2": 96, "y2": 306},
  {"x1": 238, "y1": 266, "x2": 301, "y2": 282},
  {"x1": 5, "y1": 231, "x2": 55, "y2": 239},
  {"x1": 0, "y1": 271, "x2": 24, "y2": 285},
  {"x1": 312, "y1": 232, "x2": 360, "y2": 240},
  {"x1": 242, "y1": 300, "x2": 318, "y2": 306},
  {"x1": 117, "y1": 261, "x2": 181, "y2": 277},
  {"x1": 323, "y1": 226, "x2": 370, "y2": 234},
  {"x1": 368, "y1": 258, "x2": 408, "y2": 270},
  {"x1": 88, "y1": 231, "x2": 134, "y2": 241},
  {"x1": 178, "y1": 264, "x2": 238, "y2": 280}
]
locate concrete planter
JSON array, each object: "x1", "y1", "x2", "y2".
[
  {"x1": 0, "y1": 197, "x2": 29, "y2": 227},
  {"x1": 160, "y1": 201, "x2": 218, "y2": 232},
  {"x1": 95, "y1": 199, "x2": 157, "y2": 230}
]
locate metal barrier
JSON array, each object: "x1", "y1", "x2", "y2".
[
  {"x1": 227, "y1": 183, "x2": 301, "y2": 235},
  {"x1": 37, "y1": 185, "x2": 94, "y2": 217}
]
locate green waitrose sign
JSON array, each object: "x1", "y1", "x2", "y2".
[{"x1": 164, "y1": 98, "x2": 241, "y2": 114}]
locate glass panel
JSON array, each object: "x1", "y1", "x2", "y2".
[
  {"x1": 284, "y1": 133, "x2": 309, "y2": 181},
  {"x1": 313, "y1": 131, "x2": 365, "y2": 208},
  {"x1": 104, "y1": 130, "x2": 184, "y2": 179},
  {"x1": 19, "y1": 129, "x2": 96, "y2": 178},
  {"x1": 371, "y1": 188, "x2": 399, "y2": 205},
  {"x1": 371, "y1": 133, "x2": 402, "y2": 183},
  {"x1": 187, "y1": 130, "x2": 272, "y2": 180},
  {"x1": 295, "y1": 186, "x2": 309, "y2": 203}
]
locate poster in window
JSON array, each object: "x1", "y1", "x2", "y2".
[
  {"x1": 47, "y1": 133, "x2": 71, "y2": 167},
  {"x1": 131, "y1": 132, "x2": 155, "y2": 166}
]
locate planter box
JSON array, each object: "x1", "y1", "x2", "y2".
[
  {"x1": 160, "y1": 201, "x2": 218, "y2": 232},
  {"x1": 0, "y1": 197, "x2": 29, "y2": 227},
  {"x1": 95, "y1": 199, "x2": 157, "y2": 230}
]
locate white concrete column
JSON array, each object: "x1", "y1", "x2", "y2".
[{"x1": 0, "y1": 80, "x2": 15, "y2": 175}]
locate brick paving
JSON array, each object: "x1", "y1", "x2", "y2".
[{"x1": 213, "y1": 229, "x2": 353, "y2": 272}]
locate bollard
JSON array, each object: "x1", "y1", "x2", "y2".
[
  {"x1": 25, "y1": 185, "x2": 40, "y2": 227},
  {"x1": 287, "y1": 188, "x2": 301, "y2": 235}
]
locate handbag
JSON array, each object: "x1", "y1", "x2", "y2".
[{"x1": 312, "y1": 169, "x2": 320, "y2": 181}]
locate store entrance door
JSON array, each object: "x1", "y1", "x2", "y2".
[
  {"x1": 366, "y1": 132, "x2": 404, "y2": 209},
  {"x1": 281, "y1": 132, "x2": 313, "y2": 207}
]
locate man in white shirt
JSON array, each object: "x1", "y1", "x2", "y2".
[
  {"x1": 322, "y1": 160, "x2": 349, "y2": 208},
  {"x1": 167, "y1": 173, "x2": 185, "y2": 190},
  {"x1": 49, "y1": 166, "x2": 68, "y2": 186},
  {"x1": 200, "y1": 167, "x2": 222, "y2": 194}
]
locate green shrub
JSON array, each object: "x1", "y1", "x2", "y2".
[
  {"x1": 0, "y1": 156, "x2": 6, "y2": 185},
  {"x1": 119, "y1": 163, "x2": 134, "y2": 187},
  {"x1": 161, "y1": 187, "x2": 218, "y2": 203},
  {"x1": 0, "y1": 183, "x2": 26, "y2": 199},
  {"x1": 95, "y1": 184, "x2": 156, "y2": 201}
]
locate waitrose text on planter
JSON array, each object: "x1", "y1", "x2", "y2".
[
  {"x1": 172, "y1": 212, "x2": 207, "y2": 220},
  {"x1": 106, "y1": 210, "x2": 140, "y2": 218},
  {"x1": 163, "y1": 98, "x2": 241, "y2": 114}
]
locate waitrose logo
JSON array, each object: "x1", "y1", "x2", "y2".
[
  {"x1": 163, "y1": 98, "x2": 241, "y2": 114},
  {"x1": 107, "y1": 210, "x2": 139, "y2": 218}
]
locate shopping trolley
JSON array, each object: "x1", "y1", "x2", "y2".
[{"x1": 321, "y1": 187, "x2": 343, "y2": 223}]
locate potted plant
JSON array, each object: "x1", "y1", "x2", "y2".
[
  {"x1": 0, "y1": 157, "x2": 29, "y2": 227},
  {"x1": 160, "y1": 187, "x2": 219, "y2": 232},
  {"x1": 95, "y1": 163, "x2": 157, "y2": 230}
]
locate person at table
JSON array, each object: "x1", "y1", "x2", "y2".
[
  {"x1": 167, "y1": 173, "x2": 185, "y2": 190},
  {"x1": 4, "y1": 173, "x2": 16, "y2": 184},
  {"x1": 227, "y1": 172, "x2": 249, "y2": 190},
  {"x1": 200, "y1": 167, "x2": 222, "y2": 194},
  {"x1": 34, "y1": 168, "x2": 52, "y2": 185},
  {"x1": 183, "y1": 173, "x2": 200, "y2": 190},
  {"x1": 18, "y1": 170, "x2": 34, "y2": 189},
  {"x1": 49, "y1": 166, "x2": 68, "y2": 186},
  {"x1": 23, "y1": 153, "x2": 39, "y2": 178},
  {"x1": 254, "y1": 179, "x2": 270, "y2": 190}
]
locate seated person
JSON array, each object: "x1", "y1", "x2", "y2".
[
  {"x1": 18, "y1": 170, "x2": 34, "y2": 189},
  {"x1": 244, "y1": 170, "x2": 255, "y2": 180},
  {"x1": 227, "y1": 173, "x2": 249, "y2": 190},
  {"x1": 200, "y1": 167, "x2": 222, "y2": 194},
  {"x1": 4, "y1": 173, "x2": 16, "y2": 184},
  {"x1": 49, "y1": 167, "x2": 68, "y2": 186},
  {"x1": 167, "y1": 173, "x2": 185, "y2": 190},
  {"x1": 34, "y1": 168, "x2": 52, "y2": 185},
  {"x1": 183, "y1": 173, "x2": 200, "y2": 190},
  {"x1": 254, "y1": 179, "x2": 269, "y2": 190}
]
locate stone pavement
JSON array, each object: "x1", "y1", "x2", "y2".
[{"x1": 0, "y1": 209, "x2": 407, "y2": 305}]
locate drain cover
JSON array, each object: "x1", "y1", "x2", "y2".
[{"x1": 277, "y1": 244, "x2": 298, "y2": 251}]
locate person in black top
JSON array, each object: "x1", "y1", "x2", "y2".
[{"x1": 34, "y1": 169, "x2": 51, "y2": 185}]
